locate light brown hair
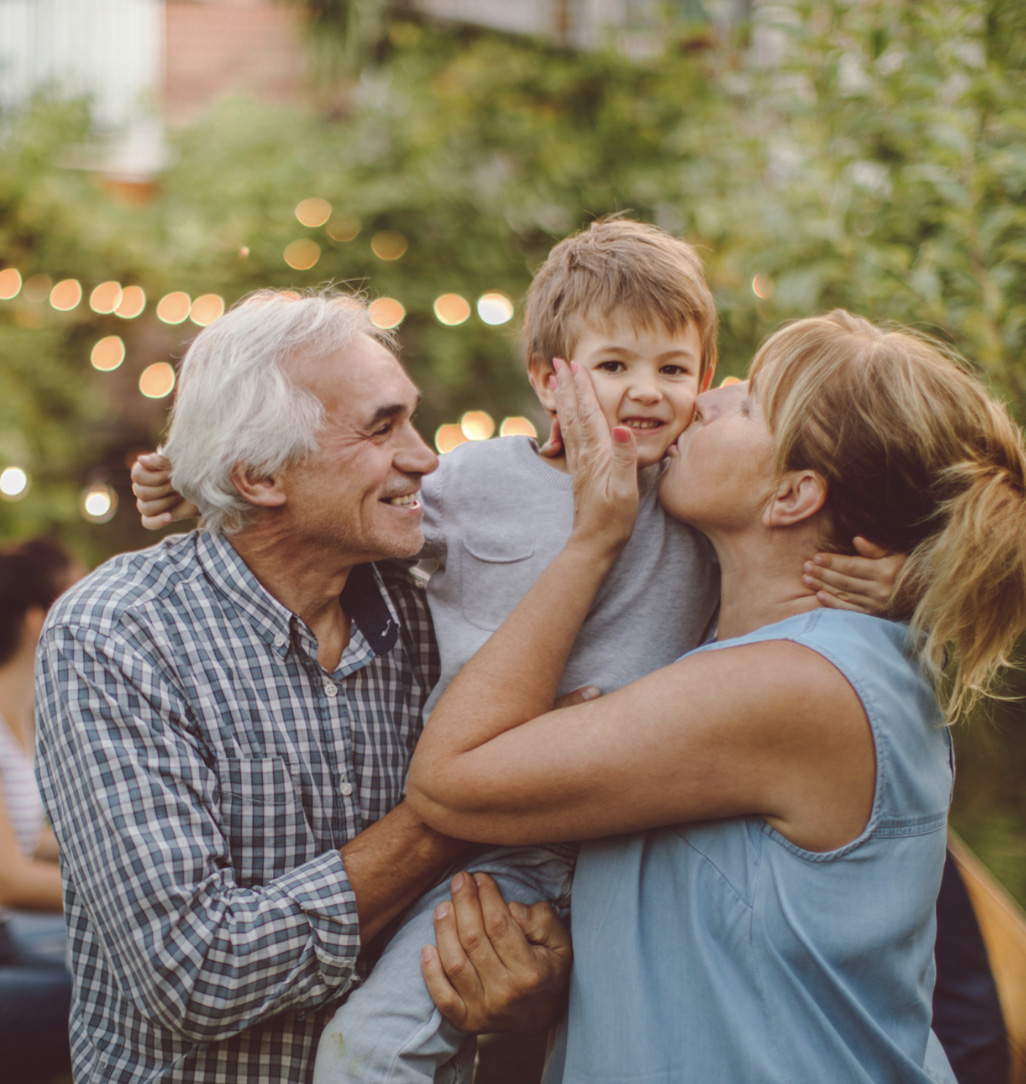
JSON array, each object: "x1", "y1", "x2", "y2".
[
  {"x1": 750, "y1": 310, "x2": 1026, "y2": 717},
  {"x1": 523, "y1": 217, "x2": 718, "y2": 381}
]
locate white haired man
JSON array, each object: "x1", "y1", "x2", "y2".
[{"x1": 34, "y1": 290, "x2": 570, "y2": 1083}]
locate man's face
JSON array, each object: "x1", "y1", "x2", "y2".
[
  {"x1": 531, "y1": 313, "x2": 709, "y2": 469},
  {"x1": 279, "y1": 334, "x2": 438, "y2": 564}
]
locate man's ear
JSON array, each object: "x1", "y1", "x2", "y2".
[
  {"x1": 229, "y1": 463, "x2": 287, "y2": 509},
  {"x1": 527, "y1": 354, "x2": 558, "y2": 414},
  {"x1": 763, "y1": 470, "x2": 827, "y2": 528}
]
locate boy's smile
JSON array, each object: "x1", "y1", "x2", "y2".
[{"x1": 531, "y1": 317, "x2": 708, "y2": 470}]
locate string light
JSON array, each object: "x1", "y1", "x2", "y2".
[
  {"x1": 284, "y1": 239, "x2": 321, "y2": 270},
  {"x1": 0, "y1": 268, "x2": 22, "y2": 299},
  {"x1": 371, "y1": 231, "x2": 408, "y2": 261},
  {"x1": 80, "y1": 483, "x2": 117, "y2": 523},
  {"x1": 435, "y1": 424, "x2": 468, "y2": 454},
  {"x1": 90, "y1": 281, "x2": 122, "y2": 313},
  {"x1": 157, "y1": 292, "x2": 191, "y2": 324},
  {"x1": 500, "y1": 416, "x2": 537, "y2": 438},
  {"x1": 91, "y1": 335, "x2": 126, "y2": 371},
  {"x1": 477, "y1": 292, "x2": 514, "y2": 325},
  {"x1": 295, "y1": 197, "x2": 332, "y2": 227},
  {"x1": 50, "y1": 279, "x2": 82, "y2": 311},
  {"x1": 434, "y1": 294, "x2": 471, "y2": 327},
  {"x1": 139, "y1": 362, "x2": 175, "y2": 399},
  {"x1": 369, "y1": 297, "x2": 405, "y2": 329},
  {"x1": 460, "y1": 410, "x2": 495, "y2": 441},
  {"x1": 116, "y1": 285, "x2": 146, "y2": 318},
  {"x1": 0, "y1": 467, "x2": 29, "y2": 500}
]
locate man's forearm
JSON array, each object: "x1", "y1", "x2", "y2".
[{"x1": 342, "y1": 800, "x2": 470, "y2": 944}]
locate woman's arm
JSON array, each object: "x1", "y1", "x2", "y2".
[{"x1": 0, "y1": 794, "x2": 63, "y2": 911}]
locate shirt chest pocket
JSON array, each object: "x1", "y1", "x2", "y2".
[
  {"x1": 458, "y1": 539, "x2": 539, "y2": 631},
  {"x1": 217, "y1": 757, "x2": 314, "y2": 888}
]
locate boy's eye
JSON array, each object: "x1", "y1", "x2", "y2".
[
  {"x1": 596, "y1": 361, "x2": 625, "y2": 373},
  {"x1": 660, "y1": 364, "x2": 689, "y2": 377}
]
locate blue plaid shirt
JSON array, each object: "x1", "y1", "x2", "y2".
[{"x1": 35, "y1": 530, "x2": 438, "y2": 1083}]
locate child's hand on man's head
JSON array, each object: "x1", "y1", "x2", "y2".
[
  {"x1": 803, "y1": 537, "x2": 906, "y2": 615},
  {"x1": 131, "y1": 452, "x2": 199, "y2": 529}
]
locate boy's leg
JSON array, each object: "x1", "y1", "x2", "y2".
[{"x1": 312, "y1": 846, "x2": 575, "y2": 1084}]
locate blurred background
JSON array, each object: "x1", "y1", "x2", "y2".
[{"x1": 0, "y1": 0, "x2": 1022, "y2": 908}]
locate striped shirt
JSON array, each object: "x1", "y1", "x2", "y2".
[{"x1": 35, "y1": 530, "x2": 438, "y2": 1083}]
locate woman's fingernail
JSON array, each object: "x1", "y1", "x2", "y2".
[
  {"x1": 570, "y1": 360, "x2": 579, "y2": 374},
  {"x1": 612, "y1": 427, "x2": 632, "y2": 443},
  {"x1": 553, "y1": 357, "x2": 564, "y2": 372}
]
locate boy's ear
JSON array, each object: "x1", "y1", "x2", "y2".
[
  {"x1": 230, "y1": 463, "x2": 287, "y2": 509},
  {"x1": 763, "y1": 470, "x2": 827, "y2": 528},
  {"x1": 527, "y1": 354, "x2": 558, "y2": 414}
]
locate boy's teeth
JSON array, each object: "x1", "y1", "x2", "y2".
[
  {"x1": 387, "y1": 495, "x2": 418, "y2": 506},
  {"x1": 626, "y1": 420, "x2": 661, "y2": 430}
]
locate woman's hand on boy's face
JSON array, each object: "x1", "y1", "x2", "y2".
[
  {"x1": 131, "y1": 452, "x2": 199, "y2": 530},
  {"x1": 538, "y1": 414, "x2": 563, "y2": 458},
  {"x1": 804, "y1": 536, "x2": 907, "y2": 615}
]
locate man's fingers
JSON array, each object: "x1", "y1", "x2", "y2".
[
  {"x1": 851, "y1": 536, "x2": 890, "y2": 560},
  {"x1": 420, "y1": 943, "x2": 470, "y2": 1029},
  {"x1": 470, "y1": 873, "x2": 540, "y2": 973},
  {"x1": 432, "y1": 891, "x2": 485, "y2": 1003}
]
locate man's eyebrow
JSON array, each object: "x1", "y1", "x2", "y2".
[{"x1": 366, "y1": 392, "x2": 422, "y2": 428}]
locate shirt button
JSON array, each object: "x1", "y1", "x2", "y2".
[
  {"x1": 324, "y1": 682, "x2": 338, "y2": 697},
  {"x1": 340, "y1": 782, "x2": 353, "y2": 797},
  {"x1": 273, "y1": 634, "x2": 286, "y2": 648}
]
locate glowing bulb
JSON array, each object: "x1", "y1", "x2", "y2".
[
  {"x1": 50, "y1": 278, "x2": 82, "y2": 311},
  {"x1": 371, "y1": 231, "x2": 408, "y2": 261},
  {"x1": 460, "y1": 410, "x2": 495, "y2": 441},
  {"x1": 751, "y1": 274, "x2": 774, "y2": 299},
  {"x1": 295, "y1": 197, "x2": 332, "y2": 227},
  {"x1": 90, "y1": 281, "x2": 122, "y2": 313},
  {"x1": 80, "y1": 483, "x2": 117, "y2": 523},
  {"x1": 22, "y1": 274, "x2": 52, "y2": 303},
  {"x1": 139, "y1": 362, "x2": 175, "y2": 399},
  {"x1": 284, "y1": 239, "x2": 321, "y2": 270},
  {"x1": 190, "y1": 294, "x2": 225, "y2": 326},
  {"x1": 91, "y1": 335, "x2": 126, "y2": 371},
  {"x1": 0, "y1": 268, "x2": 22, "y2": 300},
  {"x1": 435, "y1": 424, "x2": 469, "y2": 454},
  {"x1": 477, "y1": 292, "x2": 514, "y2": 325},
  {"x1": 116, "y1": 285, "x2": 146, "y2": 318},
  {"x1": 327, "y1": 215, "x2": 360, "y2": 242},
  {"x1": 434, "y1": 294, "x2": 471, "y2": 327},
  {"x1": 0, "y1": 466, "x2": 29, "y2": 499},
  {"x1": 369, "y1": 297, "x2": 406, "y2": 330},
  {"x1": 500, "y1": 416, "x2": 537, "y2": 438},
  {"x1": 157, "y1": 292, "x2": 191, "y2": 324}
]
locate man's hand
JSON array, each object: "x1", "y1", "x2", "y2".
[
  {"x1": 131, "y1": 452, "x2": 199, "y2": 529},
  {"x1": 803, "y1": 536, "x2": 906, "y2": 614},
  {"x1": 421, "y1": 872, "x2": 572, "y2": 1034}
]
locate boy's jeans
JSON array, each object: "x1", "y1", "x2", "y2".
[{"x1": 313, "y1": 843, "x2": 575, "y2": 1084}]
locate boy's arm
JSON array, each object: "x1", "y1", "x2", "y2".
[
  {"x1": 804, "y1": 536, "x2": 906, "y2": 615},
  {"x1": 131, "y1": 452, "x2": 198, "y2": 529}
]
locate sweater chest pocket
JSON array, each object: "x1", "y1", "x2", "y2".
[
  {"x1": 458, "y1": 539, "x2": 538, "y2": 631},
  {"x1": 217, "y1": 757, "x2": 313, "y2": 887}
]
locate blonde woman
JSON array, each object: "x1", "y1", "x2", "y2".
[{"x1": 408, "y1": 312, "x2": 1026, "y2": 1084}]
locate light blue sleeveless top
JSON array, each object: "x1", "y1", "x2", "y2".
[{"x1": 546, "y1": 610, "x2": 956, "y2": 1084}]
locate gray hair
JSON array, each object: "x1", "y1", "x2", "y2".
[{"x1": 162, "y1": 288, "x2": 391, "y2": 535}]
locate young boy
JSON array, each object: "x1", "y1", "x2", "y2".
[{"x1": 132, "y1": 219, "x2": 893, "y2": 1083}]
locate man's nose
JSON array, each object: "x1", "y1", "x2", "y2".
[{"x1": 398, "y1": 425, "x2": 439, "y2": 476}]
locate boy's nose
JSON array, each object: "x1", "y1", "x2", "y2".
[{"x1": 628, "y1": 376, "x2": 662, "y2": 403}]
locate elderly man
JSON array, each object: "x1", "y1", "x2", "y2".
[{"x1": 35, "y1": 290, "x2": 569, "y2": 1083}]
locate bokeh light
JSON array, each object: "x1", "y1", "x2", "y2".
[
  {"x1": 434, "y1": 293, "x2": 471, "y2": 326},
  {"x1": 720, "y1": 375, "x2": 742, "y2": 387},
  {"x1": 190, "y1": 294, "x2": 225, "y2": 326},
  {"x1": 116, "y1": 285, "x2": 146, "y2": 318},
  {"x1": 477, "y1": 292, "x2": 514, "y2": 326},
  {"x1": 435, "y1": 424, "x2": 468, "y2": 454},
  {"x1": 22, "y1": 274, "x2": 52, "y2": 303},
  {"x1": 157, "y1": 292, "x2": 191, "y2": 324},
  {"x1": 0, "y1": 268, "x2": 22, "y2": 300},
  {"x1": 371, "y1": 231, "x2": 408, "y2": 261},
  {"x1": 0, "y1": 466, "x2": 29, "y2": 500},
  {"x1": 751, "y1": 274, "x2": 774, "y2": 299},
  {"x1": 369, "y1": 297, "x2": 406, "y2": 329},
  {"x1": 460, "y1": 410, "x2": 495, "y2": 441},
  {"x1": 50, "y1": 278, "x2": 82, "y2": 311},
  {"x1": 327, "y1": 215, "x2": 360, "y2": 242},
  {"x1": 90, "y1": 281, "x2": 122, "y2": 313},
  {"x1": 284, "y1": 239, "x2": 321, "y2": 270},
  {"x1": 295, "y1": 197, "x2": 332, "y2": 227},
  {"x1": 139, "y1": 362, "x2": 176, "y2": 399},
  {"x1": 80, "y1": 483, "x2": 118, "y2": 523},
  {"x1": 500, "y1": 416, "x2": 537, "y2": 438},
  {"x1": 91, "y1": 335, "x2": 126, "y2": 372}
]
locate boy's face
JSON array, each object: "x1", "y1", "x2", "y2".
[{"x1": 531, "y1": 315, "x2": 709, "y2": 469}]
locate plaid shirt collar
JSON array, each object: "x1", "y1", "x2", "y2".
[{"x1": 196, "y1": 530, "x2": 400, "y2": 675}]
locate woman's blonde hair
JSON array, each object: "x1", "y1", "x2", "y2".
[{"x1": 750, "y1": 310, "x2": 1026, "y2": 718}]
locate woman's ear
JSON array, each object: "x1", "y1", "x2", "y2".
[
  {"x1": 229, "y1": 464, "x2": 287, "y2": 509},
  {"x1": 527, "y1": 354, "x2": 558, "y2": 415},
  {"x1": 763, "y1": 470, "x2": 827, "y2": 528}
]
